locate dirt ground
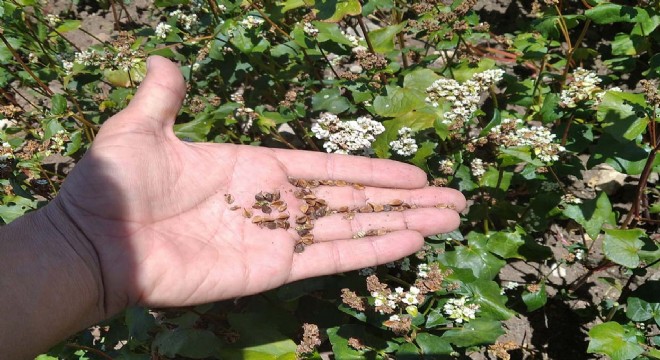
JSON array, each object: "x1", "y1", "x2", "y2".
[{"x1": 42, "y1": 1, "x2": 659, "y2": 359}]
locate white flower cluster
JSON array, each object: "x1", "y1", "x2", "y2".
[
  {"x1": 74, "y1": 49, "x2": 102, "y2": 66},
  {"x1": 417, "y1": 263, "x2": 429, "y2": 278},
  {"x1": 303, "y1": 22, "x2": 319, "y2": 37},
  {"x1": 438, "y1": 159, "x2": 455, "y2": 175},
  {"x1": 311, "y1": 113, "x2": 385, "y2": 154},
  {"x1": 240, "y1": 15, "x2": 265, "y2": 29},
  {"x1": 443, "y1": 297, "x2": 480, "y2": 323},
  {"x1": 372, "y1": 286, "x2": 422, "y2": 315},
  {"x1": 489, "y1": 118, "x2": 565, "y2": 163},
  {"x1": 155, "y1": 22, "x2": 172, "y2": 39},
  {"x1": 560, "y1": 68, "x2": 600, "y2": 108},
  {"x1": 170, "y1": 10, "x2": 199, "y2": 31},
  {"x1": 389, "y1": 127, "x2": 418, "y2": 156},
  {"x1": 1, "y1": 142, "x2": 14, "y2": 161},
  {"x1": 342, "y1": 30, "x2": 361, "y2": 47},
  {"x1": 425, "y1": 69, "x2": 504, "y2": 130},
  {"x1": 561, "y1": 193, "x2": 583, "y2": 204},
  {"x1": 45, "y1": 130, "x2": 70, "y2": 157},
  {"x1": 470, "y1": 158, "x2": 487, "y2": 177},
  {"x1": 46, "y1": 14, "x2": 62, "y2": 27}
]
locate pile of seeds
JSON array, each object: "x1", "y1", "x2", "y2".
[{"x1": 225, "y1": 178, "x2": 455, "y2": 254}]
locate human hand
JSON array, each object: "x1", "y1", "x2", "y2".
[{"x1": 54, "y1": 56, "x2": 466, "y2": 317}]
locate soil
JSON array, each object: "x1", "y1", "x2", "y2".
[{"x1": 37, "y1": 1, "x2": 660, "y2": 359}]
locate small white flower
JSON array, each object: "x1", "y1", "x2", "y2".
[
  {"x1": 444, "y1": 297, "x2": 480, "y2": 323},
  {"x1": 46, "y1": 14, "x2": 62, "y2": 27},
  {"x1": 240, "y1": 15, "x2": 265, "y2": 29},
  {"x1": 389, "y1": 314, "x2": 401, "y2": 322},
  {"x1": 303, "y1": 22, "x2": 319, "y2": 37},
  {"x1": 470, "y1": 158, "x2": 487, "y2": 177},
  {"x1": 389, "y1": 127, "x2": 418, "y2": 156},
  {"x1": 155, "y1": 22, "x2": 172, "y2": 39}
]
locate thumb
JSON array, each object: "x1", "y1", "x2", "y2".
[{"x1": 108, "y1": 55, "x2": 186, "y2": 134}]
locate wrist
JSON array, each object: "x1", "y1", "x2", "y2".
[{"x1": 0, "y1": 199, "x2": 106, "y2": 357}]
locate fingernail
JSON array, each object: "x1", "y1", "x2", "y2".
[{"x1": 146, "y1": 57, "x2": 153, "y2": 71}]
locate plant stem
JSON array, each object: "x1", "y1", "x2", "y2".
[
  {"x1": 0, "y1": 33, "x2": 53, "y2": 96},
  {"x1": 357, "y1": 17, "x2": 376, "y2": 54},
  {"x1": 622, "y1": 142, "x2": 660, "y2": 228}
]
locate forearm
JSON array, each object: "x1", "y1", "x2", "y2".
[{"x1": 0, "y1": 200, "x2": 105, "y2": 359}]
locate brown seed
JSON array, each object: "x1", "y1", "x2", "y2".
[
  {"x1": 335, "y1": 180, "x2": 348, "y2": 186},
  {"x1": 321, "y1": 180, "x2": 334, "y2": 186},
  {"x1": 383, "y1": 204, "x2": 393, "y2": 212},
  {"x1": 277, "y1": 204, "x2": 288, "y2": 212},
  {"x1": 389, "y1": 199, "x2": 404, "y2": 206},
  {"x1": 316, "y1": 198, "x2": 327, "y2": 206},
  {"x1": 243, "y1": 208, "x2": 253, "y2": 218},
  {"x1": 303, "y1": 194, "x2": 317, "y2": 200},
  {"x1": 263, "y1": 192, "x2": 273, "y2": 202},
  {"x1": 337, "y1": 206, "x2": 349, "y2": 213},
  {"x1": 255, "y1": 192, "x2": 266, "y2": 202},
  {"x1": 315, "y1": 207, "x2": 326, "y2": 217},
  {"x1": 271, "y1": 200, "x2": 284, "y2": 207},
  {"x1": 265, "y1": 221, "x2": 277, "y2": 230},
  {"x1": 301, "y1": 223, "x2": 314, "y2": 230},
  {"x1": 343, "y1": 212, "x2": 356, "y2": 220},
  {"x1": 251, "y1": 216, "x2": 264, "y2": 224},
  {"x1": 358, "y1": 205, "x2": 373, "y2": 213},
  {"x1": 276, "y1": 213, "x2": 290, "y2": 220},
  {"x1": 262, "y1": 205, "x2": 272, "y2": 214},
  {"x1": 297, "y1": 179, "x2": 309, "y2": 188},
  {"x1": 294, "y1": 189, "x2": 305, "y2": 199},
  {"x1": 272, "y1": 190, "x2": 280, "y2": 201},
  {"x1": 301, "y1": 234, "x2": 314, "y2": 245},
  {"x1": 372, "y1": 203, "x2": 385, "y2": 212},
  {"x1": 300, "y1": 204, "x2": 309, "y2": 213},
  {"x1": 224, "y1": 193, "x2": 234, "y2": 204},
  {"x1": 275, "y1": 220, "x2": 290, "y2": 230},
  {"x1": 252, "y1": 202, "x2": 262, "y2": 209},
  {"x1": 353, "y1": 183, "x2": 365, "y2": 190},
  {"x1": 288, "y1": 177, "x2": 297, "y2": 186},
  {"x1": 309, "y1": 180, "x2": 320, "y2": 188},
  {"x1": 297, "y1": 228, "x2": 310, "y2": 237},
  {"x1": 230, "y1": 205, "x2": 241, "y2": 211},
  {"x1": 296, "y1": 215, "x2": 308, "y2": 224},
  {"x1": 294, "y1": 243, "x2": 305, "y2": 253},
  {"x1": 305, "y1": 199, "x2": 316, "y2": 207}
]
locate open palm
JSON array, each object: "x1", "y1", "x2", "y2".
[{"x1": 56, "y1": 56, "x2": 466, "y2": 317}]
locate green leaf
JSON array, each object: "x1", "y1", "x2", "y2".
[
  {"x1": 562, "y1": 192, "x2": 612, "y2": 239},
  {"x1": 367, "y1": 22, "x2": 406, "y2": 53},
  {"x1": 409, "y1": 141, "x2": 436, "y2": 168},
  {"x1": 479, "y1": 167, "x2": 513, "y2": 192},
  {"x1": 312, "y1": 88, "x2": 351, "y2": 114},
  {"x1": 585, "y1": 3, "x2": 649, "y2": 24},
  {"x1": 415, "y1": 333, "x2": 453, "y2": 355},
  {"x1": 540, "y1": 93, "x2": 562, "y2": 124},
  {"x1": 451, "y1": 58, "x2": 496, "y2": 82},
  {"x1": 154, "y1": 0, "x2": 188, "y2": 6},
  {"x1": 373, "y1": 85, "x2": 426, "y2": 117},
  {"x1": 103, "y1": 62, "x2": 147, "y2": 88},
  {"x1": 438, "y1": 232, "x2": 506, "y2": 280},
  {"x1": 461, "y1": 280, "x2": 515, "y2": 320},
  {"x1": 226, "y1": 311, "x2": 297, "y2": 357},
  {"x1": 588, "y1": 322, "x2": 644, "y2": 360},
  {"x1": 327, "y1": 325, "x2": 387, "y2": 359},
  {"x1": 314, "y1": 22, "x2": 355, "y2": 45},
  {"x1": 597, "y1": 91, "x2": 649, "y2": 142},
  {"x1": 153, "y1": 328, "x2": 223, "y2": 358},
  {"x1": 521, "y1": 282, "x2": 548, "y2": 312},
  {"x1": 603, "y1": 228, "x2": 645, "y2": 268},
  {"x1": 486, "y1": 231, "x2": 524, "y2": 259},
  {"x1": 0, "y1": 36, "x2": 22, "y2": 62},
  {"x1": 441, "y1": 319, "x2": 504, "y2": 347},
  {"x1": 611, "y1": 33, "x2": 636, "y2": 56},
  {"x1": 395, "y1": 342, "x2": 420, "y2": 357},
  {"x1": 54, "y1": 20, "x2": 81, "y2": 33},
  {"x1": 402, "y1": 68, "x2": 441, "y2": 93},
  {"x1": 125, "y1": 306, "x2": 156, "y2": 342},
  {"x1": 50, "y1": 94, "x2": 67, "y2": 115},
  {"x1": 626, "y1": 297, "x2": 660, "y2": 324},
  {"x1": 279, "y1": 0, "x2": 307, "y2": 12},
  {"x1": 425, "y1": 307, "x2": 449, "y2": 328},
  {"x1": 174, "y1": 116, "x2": 213, "y2": 142},
  {"x1": 315, "y1": 0, "x2": 362, "y2": 22},
  {"x1": 0, "y1": 197, "x2": 37, "y2": 223}
]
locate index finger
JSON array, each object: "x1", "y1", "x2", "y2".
[{"x1": 272, "y1": 148, "x2": 428, "y2": 189}]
